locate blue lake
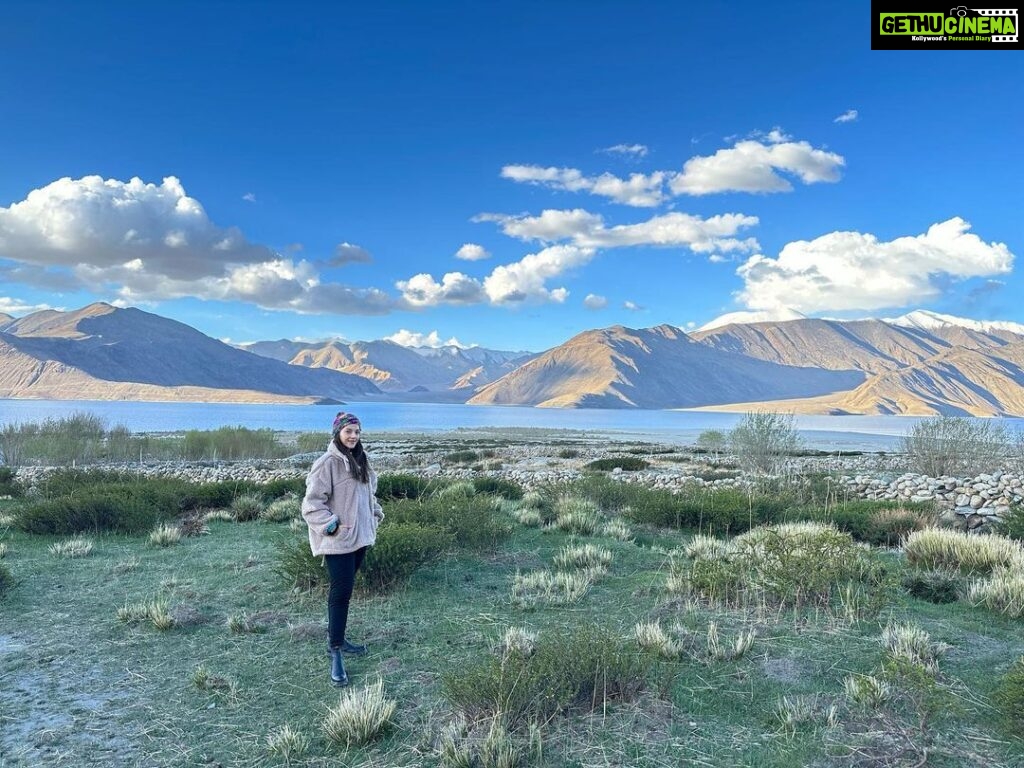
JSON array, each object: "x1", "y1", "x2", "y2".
[{"x1": 5, "y1": 398, "x2": 1020, "y2": 451}]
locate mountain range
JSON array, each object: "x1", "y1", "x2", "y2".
[{"x1": 2, "y1": 303, "x2": 1024, "y2": 415}]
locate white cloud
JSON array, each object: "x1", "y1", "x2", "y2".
[
  {"x1": 455, "y1": 243, "x2": 490, "y2": 261},
  {"x1": 485, "y1": 209, "x2": 760, "y2": 254},
  {"x1": 396, "y1": 271, "x2": 486, "y2": 307},
  {"x1": 501, "y1": 165, "x2": 667, "y2": 207},
  {"x1": 696, "y1": 308, "x2": 807, "y2": 332},
  {"x1": 0, "y1": 297, "x2": 56, "y2": 316},
  {"x1": 736, "y1": 218, "x2": 1014, "y2": 314},
  {"x1": 599, "y1": 143, "x2": 649, "y2": 158},
  {"x1": 330, "y1": 242, "x2": 373, "y2": 265},
  {"x1": 0, "y1": 176, "x2": 398, "y2": 316},
  {"x1": 385, "y1": 329, "x2": 468, "y2": 348},
  {"x1": 583, "y1": 293, "x2": 608, "y2": 310},
  {"x1": 670, "y1": 138, "x2": 845, "y2": 196},
  {"x1": 623, "y1": 301, "x2": 645, "y2": 311},
  {"x1": 483, "y1": 245, "x2": 593, "y2": 304},
  {"x1": 834, "y1": 109, "x2": 859, "y2": 124},
  {"x1": 242, "y1": 192, "x2": 257, "y2": 202}
]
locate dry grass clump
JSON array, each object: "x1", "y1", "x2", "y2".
[
  {"x1": 553, "y1": 497, "x2": 601, "y2": 535},
  {"x1": 0, "y1": 542, "x2": 8, "y2": 559},
  {"x1": 705, "y1": 621, "x2": 756, "y2": 661},
  {"x1": 633, "y1": 619, "x2": 754, "y2": 662},
  {"x1": 600, "y1": 519, "x2": 633, "y2": 541},
  {"x1": 202, "y1": 509, "x2": 235, "y2": 523},
  {"x1": 684, "y1": 534, "x2": 730, "y2": 560},
  {"x1": 512, "y1": 507, "x2": 543, "y2": 527},
  {"x1": 322, "y1": 678, "x2": 396, "y2": 747},
  {"x1": 0, "y1": 513, "x2": 16, "y2": 527},
  {"x1": 437, "y1": 481, "x2": 477, "y2": 500},
  {"x1": 265, "y1": 723, "x2": 309, "y2": 762},
  {"x1": 633, "y1": 621, "x2": 686, "y2": 659},
  {"x1": 967, "y1": 567, "x2": 1024, "y2": 617},
  {"x1": 230, "y1": 493, "x2": 266, "y2": 522},
  {"x1": 48, "y1": 537, "x2": 94, "y2": 558},
  {"x1": 881, "y1": 621, "x2": 943, "y2": 673},
  {"x1": 553, "y1": 542, "x2": 613, "y2": 572},
  {"x1": 118, "y1": 598, "x2": 175, "y2": 630},
  {"x1": 148, "y1": 523, "x2": 182, "y2": 547},
  {"x1": 500, "y1": 626, "x2": 538, "y2": 659},
  {"x1": 437, "y1": 716, "x2": 526, "y2": 768},
  {"x1": 904, "y1": 528, "x2": 1023, "y2": 575},
  {"x1": 773, "y1": 694, "x2": 838, "y2": 733},
  {"x1": 261, "y1": 496, "x2": 301, "y2": 523},
  {"x1": 512, "y1": 570, "x2": 591, "y2": 607},
  {"x1": 844, "y1": 673, "x2": 891, "y2": 708},
  {"x1": 192, "y1": 664, "x2": 237, "y2": 695}
]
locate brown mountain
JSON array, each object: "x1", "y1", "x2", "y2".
[
  {"x1": 0, "y1": 303, "x2": 380, "y2": 403},
  {"x1": 468, "y1": 324, "x2": 864, "y2": 409}
]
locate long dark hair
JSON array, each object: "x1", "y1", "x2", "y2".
[{"x1": 333, "y1": 434, "x2": 370, "y2": 483}]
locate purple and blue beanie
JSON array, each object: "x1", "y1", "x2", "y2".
[{"x1": 332, "y1": 411, "x2": 361, "y2": 436}]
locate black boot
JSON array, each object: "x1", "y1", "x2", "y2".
[
  {"x1": 340, "y1": 639, "x2": 367, "y2": 656},
  {"x1": 329, "y1": 647, "x2": 348, "y2": 687}
]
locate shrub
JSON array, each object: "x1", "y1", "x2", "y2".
[
  {"x1": 583, "y1": 457, "x2": 649, "y2": 472},
  {"x1": 784, "y1": 500, "x2": 932, "y2": 547},
  {"x1": 323, "y1": 678, "x2": 396, "y2": 747},
  {"x1": 902, "y1": 569, "x2": 963, "y2": 604},
  {"x1": 296, "y1": 431, "x2": 327, "y2": 454},
  {"x1": 512, "y1": 570, "x2": 591, "y2": 607},
  {"x1": 262, "y1": 496, "x2": 300, "y2": 523},
  {"x1": 181, "y1": 426, "x2": 287, "y2": 461},
  {"x1": 881, "y1": 621, "x2": 942, "y2": 673},
  {"x1": 0, "y1": 467, "x2": 21, "y2": 497},
  {"x1": 0, "y1": 562, "x2": 13, "y2": 599},
  {"x1": 376, "y1": 473, "x2": 431, "y2": 501},
  {"x1": 275, "y1": 538, "x2": 327, "y2": 592},
  {"x1": 553, "y1": 542, "x2": 613, "y2": 571},
  {"x1": 230, "y1": 493, "x2": 265, "y2": 522},
  {"x1": 902, "y1": 416, "x2": 1008, "y2": 477},
  {"x1": 997, "y1": 506, "x2": 1024, "y2": 542},
  {"x1": 473, "y1": 477, "x2": 523, "y2": 500},
  {"x1": 443, "y1": 626, "x2": 649, "y2": 729},
  {"x1": 695, "y1": 430, "x2": 727, "y2": 456},
  {"x1": 259, "y1": 477, "x2": 306, "y2": 500},
  {"x1": 386, "y1": 496, "x2": 511, "y2": 552},
  {"x1": 904, "y1": 528, "x2": 1023, "y2": 575},
  {"x1": 993, "y1": 657, "x2": 1024, "y2": 733},
  {"x1": 625, "y1": 485, "x2": 788, "y2": 536},
  {"x1": 359, "y1": 523, "x2": 453, "y2": 593},
  {"x1": 557, "y1": 448, "x2": 581, "y2": 459},
  {"x1": 729, "y1": 411, "x2": 802, "y2": 475},
  {"x1": 436, "y1": 481, "x2": 477, "y2": 500},
  {"x1": 445, "y1": 450, "x2": 479, "y2": 464}
]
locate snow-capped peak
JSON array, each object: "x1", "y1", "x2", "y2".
[
  {"x1": 696, "y1": 307, "x2": 806, "y2": 333},
  {"x1": 884, "y1": 309, "x2": 1024, "y2": 337}
]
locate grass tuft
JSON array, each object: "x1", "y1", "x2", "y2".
[
  {"x1": 48, "y1": 537, "x2": 94, "y2": 558},
  {"x1": 265, "y1": 723, "x2": 309, "y2": 761},
  {"x1": 322, "y1": 677, "x2": 396, "y2": 747},
  {"x1": 148, "y1": 523, "x2": 183, "y2": 547}
]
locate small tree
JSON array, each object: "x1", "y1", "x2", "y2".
[
  {"x1": 729, "y1": 411, "x2": 801, "y2": 475},
  {"x1": 901, "y1": 416, "x2": 1007, "y2": 477},
  {"x1": 696, "y1": 430, "x2": 727, "y2": 458}
]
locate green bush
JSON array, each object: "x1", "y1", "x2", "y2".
[
  {"x1": 442, "y1": 626, "x2": 649, "y2": 729},
  {"x1": 181, "y1": 426, "x2": 287, "y2": 460},
  {"x1": 0, "y1": 562, "x2": 13, "y2": 599},
  {"x1": 998, "y1": 506, "x2": 1024, "y2": 542},
  {"x1": 359, "y1": 523, "x2": 453, "y2": 593},
  {"x1": 376, "y1": 474, "x2": 431, "y2": 501},
  {"x1": 557, "y1": 448, "x2": 581, "y2": 459},
  {"x1": 729, "y1": 411, "x2": 802, "y2": 475},
  {"x1": 275, "y1": 537, "x2": 326, "y2": 591},
  {"x1": 18, "y1": 482, "x2": 182, "y2": 534},
  {"x1": 444, "y1": 450, "x2": 479, "y2": 464},
  {"x1": 472, "y1": 477, "x2": 523, "y2": 500},
  {"x1": 625, "y1": 485, "x2": 788, "y2": 535},
  {"x1": 259, "y1": 477, "x2": 306, "y2": 501},
  {"x1": 783, "y1": 500, "x2": 932, "y2": 547},
  {"x1": 993, "y1": 657, "x2": 1024, "y2": 733},
  {"x1": 296, "y1": 432, "x2": 327, "y2": 454},
  {"x1": 583, "y1": 457, "x2": 650, "y2": 472},
  {"x1": 902, "y1": 416, "x2": 1008, "y2": 477},
  {"x1": 0, "y1": 467, "x2": 21, "y2": 497},
  {"x1": 386, "y1": 496, "x2": 512, "y2": 551},
  {"x1": 901, "y1": 569, "x2": 963, "y2": 604},
  {"x1": 230, "y1": 494, "x2": 265, "y2": 522}
]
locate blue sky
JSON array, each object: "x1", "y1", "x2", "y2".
[{"x1": 1, "y1": 1, "x2": 1021, "y2": 352}]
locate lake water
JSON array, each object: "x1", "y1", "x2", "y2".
[{"x1": 5, "y1": 398, "x2": 1020, "y2": 451}]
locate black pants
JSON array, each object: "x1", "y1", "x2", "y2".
[{"x1": 324, "y1": 547, "x2": 367, "y2": 648}]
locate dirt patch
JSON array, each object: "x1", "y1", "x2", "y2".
[{"x1": 759, "y1": 655, "x2": 812, "y2": 685}]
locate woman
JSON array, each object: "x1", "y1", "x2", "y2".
[{"x1": 301, "y1": 411, "x2": 384, "y2": 687}]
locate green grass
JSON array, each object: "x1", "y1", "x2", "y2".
[{"x1": 1, "y1": 485, "x2": 1023, "y2": 767}]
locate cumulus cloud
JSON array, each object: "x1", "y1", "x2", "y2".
[
  {"x1": 736, "y1": 218, "x2": 1014, "y2": 314},
  {"x1": 483, "y1": 209, "x2": 760, "y2": 254},
  {"x1": 0, "y1": 176, "x2": 397, "y2": 316},
  {"x1": 669, "y1": 137, "x2": 845, "y2": 196},
  {"x1": 599, "y1": 143, "x2": 649, "y2": 158},
  {"x1": 0, "y1": 297, "x2": 56, "y2": 316},
  {"x1": 501, "y1": 165, "x2": 667, "y2": 207},
  {"x1": 455, "y1": 243, "x2": 490, "y2": 261},
  {"x1": 583, "y1": 293, "x2": 608, "y2": 310},
  {"x1": 623, "y1": 300, "x2": 645, "y2": 311},
  {"x1": 242, "y1": 192, "x2": 257, "y2": 202},
  {"x1": 834, "y1": 109, "x2": 859, "y2": 124},
  {"x1": 385, "y1": 329, "x2": 468, "y2": 348},
  {"x1": 396, "y1": 271, "x2": 486, "y2": 307},
  {"x1": 330, "y1": 242, "x2": 373, "y2": 265}
]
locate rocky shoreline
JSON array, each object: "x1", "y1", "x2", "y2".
[{"x1": 11, "y1": 436, "x2": 1023, "y2": 533}]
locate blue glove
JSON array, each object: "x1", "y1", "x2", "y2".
[{"x1": 323, "y1": 516, "x2": 340, "y2": 536}]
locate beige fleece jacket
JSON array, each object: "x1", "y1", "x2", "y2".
[{"x1": 301, "y1": 442, "x2": 384, "y2": 556}]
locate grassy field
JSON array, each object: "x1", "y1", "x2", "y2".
[{"x1": 2, "y1": 480, "x2": 1024, "y2": 767}]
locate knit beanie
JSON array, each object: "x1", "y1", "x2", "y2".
[{"x1": 332, "y1": 411, "x2": 361, "y2": 437}]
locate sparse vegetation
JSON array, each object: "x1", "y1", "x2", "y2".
[
  {"x1": 902, "y1": 415, "x2": 1009, "y2": 477},
  {"x1": 583, "y1": 456, "x2": 650, "y2": 472},
  {"x1": 729, "y1": 410, "x2": 802, "y2": 475},
  {"x1": 322, "y1": 678, "x2": 396, "y2": 747}
]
